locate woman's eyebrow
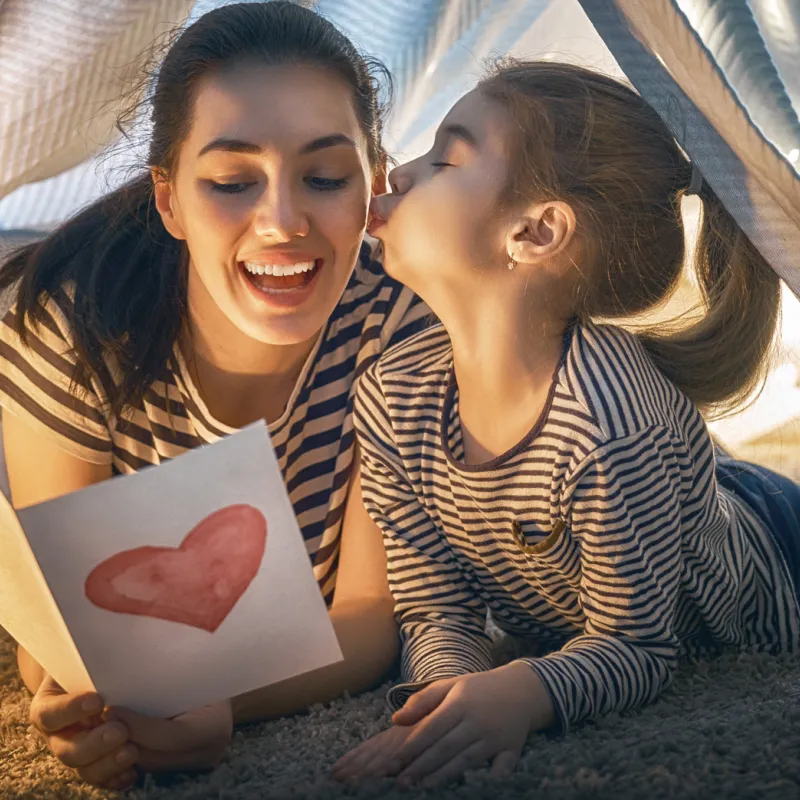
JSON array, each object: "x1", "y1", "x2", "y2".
[
  {"x1": 300, "y1": 133, "x2": 357, "y2": 154},
  {"x1": 197, "y1": 133, "x2": 357, "y2": 158}
]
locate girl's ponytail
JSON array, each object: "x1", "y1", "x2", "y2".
[
  {"x1": 480, "y1": 60, "x2": 782, "y2": 417},
  {"x1": 638, "y1": 184, "x2": 781, "y2": 415}
]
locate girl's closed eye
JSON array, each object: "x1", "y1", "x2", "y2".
[{"x1": 431, "y1": 161, "x2": 454, "y2": 169}]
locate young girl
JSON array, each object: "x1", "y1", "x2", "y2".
[
  {"x1": 0, "y1": 2, "x2": 428, "y2": 791},
  {"x1": 333, "y1": 60, "x2": 800, "y2": 788}
]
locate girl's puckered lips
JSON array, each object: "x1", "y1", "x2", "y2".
[{"x1": 367, "y1": 197, "x2": 390, "y2": 235}]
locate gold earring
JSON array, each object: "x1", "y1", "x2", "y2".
[{"x1": 507, "y1": 257, "x2": 516, "y2": 271}]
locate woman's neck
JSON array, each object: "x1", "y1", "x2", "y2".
[
  {"x1": 182, "y1": 283, "x2": 319, "y2": 429},
  {"x1": 442, "y1": 288, "x2": 567, "y2": 465}
]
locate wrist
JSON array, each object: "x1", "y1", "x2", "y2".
[{"x1": 501, "y1": 661, "x2": 556, "y2": 732}]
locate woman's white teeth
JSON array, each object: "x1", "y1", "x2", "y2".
[{"x1": 243, "y1": 261, "x2": 316, "y2": 276}]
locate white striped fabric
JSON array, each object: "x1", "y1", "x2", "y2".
[
  {"x1": 354, "y1": 322, "x2": 800, "y2": 729},
  {"x1": 0, "y1": 0, "x2": 194, "y2": 200}
]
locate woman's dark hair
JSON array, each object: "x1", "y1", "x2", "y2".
[
  {"x1": 480, "y1": 59, "x2": 780, "y2": 416},
  {"x1": 0, "y1": 1, "x2": 391, "y2": 417}
]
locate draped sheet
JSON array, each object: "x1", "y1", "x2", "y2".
[
  {"x1": 0, "y1": 0, "x2": 195, "y2": 201},
  {"x1": 1, "y1": 1, "x2": 796, "y2": 298}
]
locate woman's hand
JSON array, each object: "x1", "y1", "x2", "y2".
[
  {"x1": 29, "y1": 675, "x2": 139, "y2": 791},
  {"x1": 333, "y1": 662, "x2": 555, "y2": 788},
  {"x1": 105, "y1": 699, "x2": 233, "y2": 774}
]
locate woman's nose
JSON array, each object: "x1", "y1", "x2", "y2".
[{"x1": 253, "y1": 187, "x2": 310, "y2": 241}]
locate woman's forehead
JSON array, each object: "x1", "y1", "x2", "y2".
[{"x1": 185, "y1": 62, "x2": 367, "y2": 158}]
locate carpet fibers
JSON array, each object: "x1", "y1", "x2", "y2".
[{"x1": 2, "y1": 628, "x2": 800, "y2": 800}]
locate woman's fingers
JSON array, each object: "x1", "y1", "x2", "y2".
[
  {"x1": 135, "y1": 744, "x2": 224, "y2": 773},
  {"x1": 392, "y1": 680, "x2": 454, "y2": 726},
  {"x1": 30, "y1": 677, "x2": 104, "y2": 735},
  {"x1": 102, "y1": 769, "x2": 140, "y2": 792},
  {"x1": 395, "y1": 722, "x2": 476, "y2": 786},
  {"x1": 106, "y1": 700, "x2": 232, "y2": 754},
  {"x1": 48, "y1": 721, "x2": 130, "y2": 769},
  {"x1": 74, "y1": 742, "x2": 139, "y2": 786}
]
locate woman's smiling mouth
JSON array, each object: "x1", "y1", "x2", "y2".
[{"x1": 237, "y1": 257, "x2": 323, "y2": 308}]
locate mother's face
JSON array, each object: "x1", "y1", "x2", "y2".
[{"x1": 155, "y1": 62, "x2": 375, "y2": 346}]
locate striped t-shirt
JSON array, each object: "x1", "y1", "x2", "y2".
[
  {"x1": 0, "y1": 242, "x2": 428, "y2": 604},
  {"x1": 354, "y1": 321, "x2": 800, "y2": 730}
]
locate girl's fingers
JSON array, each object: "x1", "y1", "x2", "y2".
[
  {"x1": 489, "y1": 750, "x2": 520, "y2": 778},
  {"x1": 416, "y1": 741, "x2": 488, "y2": 789},
  {"x1": 387, "y1": 703, "x2": 462, "y2": 775},
  {"x1": 75, "y1": 743, "x2": 138, "y2": 786},
  {"x1": 395, "y1": 722, "x2": 476, "y2": 786},
  {"x1": 332, "y1": 731, "x2": 394, "y2": 781},
  {"x1": 392, "y1": 680, "x2": 454, "y2": 726}
]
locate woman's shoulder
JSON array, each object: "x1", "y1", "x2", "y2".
[{"x1": 331, "y1": 239, "x2": 432, "y2": 351}]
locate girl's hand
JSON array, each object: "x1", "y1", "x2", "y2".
[
  {"x1": 332, "y1": 724, "x2": 416, "y2": 783},
  {"x1": 334, "y1": 662, "x2": 555, "y2": 788},
  {"x1": 105, "y1": 699, "x2": 233, "y2": 774},
  {"x1": 29, "y1": 675, "x2": 139, "y2": 791}
]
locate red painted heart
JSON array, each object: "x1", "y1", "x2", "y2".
[{"x1": 84, "y1": 504, "x2": 267, "y2": 633}]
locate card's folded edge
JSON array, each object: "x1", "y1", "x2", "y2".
[{"x1": 0, "y1": 491, "x2": 94, "y2": 694}]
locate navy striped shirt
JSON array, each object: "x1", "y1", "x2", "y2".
[
  {"x1": 354, "y1": 321, "x2": 800, "y2": 729},
  {"x1": 0, "y1": 242, "x2": 429, "y2": 604}
]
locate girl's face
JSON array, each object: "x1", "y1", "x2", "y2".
[
  {"x1": 369, "y1": 89, "x2": 512, "y2": 304},
  {"x1": 155, "y1": 62, "x2": 375, "y2": 346}
]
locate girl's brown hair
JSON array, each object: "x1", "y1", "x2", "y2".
[{"x1": 480, "y1": 59, "x2": 780, "y2": 416}]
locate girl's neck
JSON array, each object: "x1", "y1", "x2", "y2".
[
  {"x1": 182, "y1": 279, "x2": 319, "y2": 429},
  {"x1": 442, "y1": 290, "x2": 567, "y2": 465}
]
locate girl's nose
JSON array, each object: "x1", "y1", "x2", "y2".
[
  {"x1": 253, "y1": 188, "x2": 310, "y2": 241},
  {"x1": 388, "y1": 164, "x2": 413, "y2": 196}
]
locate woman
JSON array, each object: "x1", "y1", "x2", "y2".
[{"x1": 0, "y1": 2, "x2": 427, "y2": 791}]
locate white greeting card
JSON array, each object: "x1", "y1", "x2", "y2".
[{"x1": 0, "y1": 422, "x2": 342, "y2": 717}]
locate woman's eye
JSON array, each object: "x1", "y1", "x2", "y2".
[
  {"x1": 209, "y1": 181, "x2": 253, "y2": 194},
  {"x1": 306, "y1": 176, "x2": 349, "y2": 191}
]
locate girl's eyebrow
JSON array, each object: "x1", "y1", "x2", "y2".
[
  {"x1": 440, "y1": 123, "x2": 478, "y2": 148},
  {"x1": 197, "y1": 133, "x2": 357, "y2": 157}
]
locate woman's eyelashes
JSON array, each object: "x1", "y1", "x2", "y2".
[
  {"x1": 207, "y1": 176, "x2": 349, "y2": 194},
  {"x1": 209, "y1": 180, "x2": 255, "y2": 194},
  {"x1": 305, "y1": 176, "x2": 349, "y2": 191}
]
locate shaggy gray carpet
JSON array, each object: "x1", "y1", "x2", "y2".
[{"x1": 2, "y1": 627, "x2": 800, "y2": 799}]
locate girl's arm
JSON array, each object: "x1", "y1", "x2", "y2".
[
  {"x1": 231, "y1": 450, "x2": 399, "y2": 724},
  {"x1": 517, "y1": 425, "x2": 686, "y2": 732},
  {"x1": 354, "y1": 364, "x2": 494, "y2": 709}
]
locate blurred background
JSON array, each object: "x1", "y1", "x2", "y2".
[{"x1": 1, "y1": 0, "x2": 798, "y2": 484}]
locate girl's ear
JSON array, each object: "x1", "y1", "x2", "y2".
[
  {"x1": 505, "y1": 201, "x2": 575, "y2": 267},
  {"x1": 151, "y1": 168, "x2": 187, "y2": 241}
]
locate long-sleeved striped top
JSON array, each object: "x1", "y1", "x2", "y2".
[
  {"x1": 0, "y1": 241, "x2": 428, "y2": 605},
  {"x1": 354, "y1": 321, "x2": 800, "y2": 730}
]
